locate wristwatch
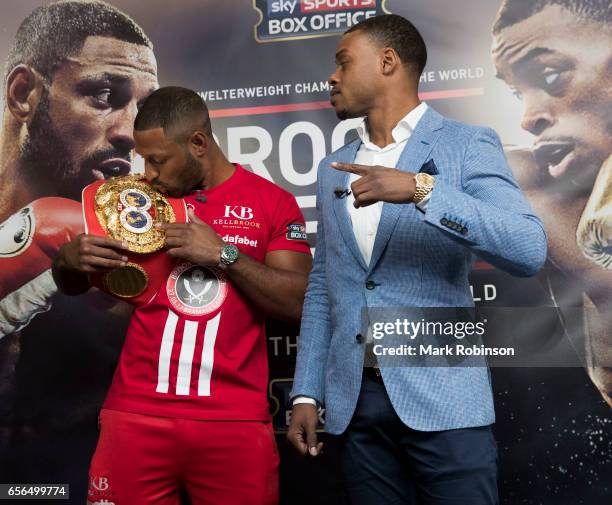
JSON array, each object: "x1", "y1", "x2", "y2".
[
  {"x1": 413, "y1": 172, "x2": 436, "y2": 204},
  {"x1": 218, "y1": 243, "x2": 240, "y2": 269}
]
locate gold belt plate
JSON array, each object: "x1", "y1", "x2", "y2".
[{"x1": 94, "y1": 175, "x2": 175, "y2": 254}]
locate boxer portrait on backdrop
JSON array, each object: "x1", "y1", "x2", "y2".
[
  {"x1": 0, "y1": 0, "x2": 158, "y2": 495},
  {"x1": 491, "y1": 0, "x2": 612, "y2": 406},
  {"x1": 288, "y1": 14, "x2": 547, "y2": 505},
  {"x1": 0, "y1": 0, "x2": 157, "y2": 330}
]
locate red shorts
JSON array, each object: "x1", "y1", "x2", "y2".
[{"x1": 87, "y1": 409, "x2": 279, "y2": 505}]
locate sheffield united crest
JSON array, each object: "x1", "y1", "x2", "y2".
[{"x1": 166, "y1": 262, "x2": 228, "y2": 316}]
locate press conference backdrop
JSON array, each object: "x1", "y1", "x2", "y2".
[{"x1": 0, "y1": 1, "x2": 610, "y2": 504}]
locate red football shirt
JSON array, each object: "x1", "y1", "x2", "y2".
[{"x1": 103, "y1": 164, "x2": 310, "y2": 420}]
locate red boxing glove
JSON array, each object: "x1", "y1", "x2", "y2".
[
  {"x1": 0, "y1": 197, "x2": 83, "y2": 299},
  {"x1": 0, "y1": 197, "x2": 83, "y2": 336}
]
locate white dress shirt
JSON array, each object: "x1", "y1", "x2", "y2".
[
  {"x1": 293, "y1": 102, "x2": 430, "y2": 408},
  {"x1": 347, "y1": 102, "x2": 429, "y2": 265}
]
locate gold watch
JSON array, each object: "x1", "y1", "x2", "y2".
[{"x1": 413, "y1": 172, "x2": 436, "y2": 204}]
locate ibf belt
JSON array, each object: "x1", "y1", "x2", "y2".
[
  {"x1": 82, "y1": 175, "x2": 188, "y2": 302},
  {"x1": 94, "y1": 176, "x2": 175, "y2": 254}
]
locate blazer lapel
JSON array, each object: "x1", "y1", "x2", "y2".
[
  {"x1": 368, "y1": 107, "x2": 445, "y2": 273},
  {"x1": 330, "y1": 141, "x2": 368, "y2": 271}
]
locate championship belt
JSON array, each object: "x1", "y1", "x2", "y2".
[
  {"x1": 82, "y1": 175, "x2": 188, "y2": 304},
  {"x1": 577, "y1": 155, "x2": 612, "y2": 270}
]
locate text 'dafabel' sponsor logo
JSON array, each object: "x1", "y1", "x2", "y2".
[
  {"x1": 222, "y1": 234, "x2": 259, "y2": 248},
  {"x1": 253, "y1": 0, "x2": 389, "y2": 42}
]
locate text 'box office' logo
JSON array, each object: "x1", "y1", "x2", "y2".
[{"x1": 253, "y1": 0, "x2": 390, "y2": 43}]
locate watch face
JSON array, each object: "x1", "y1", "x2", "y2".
[
  {"x1": 221, "y1": 244, "x2": 240, "y2": 264},
  {"x1": 417, "y1": 172, "x2": 435, "y2": 188}
]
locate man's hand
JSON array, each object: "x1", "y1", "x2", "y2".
[
  {"x1": 53, "y1": 234, "x2": 129, "y2": 296},
  {"x1": 287, "y1": 403, "x2": 323, "y2": 457},
  {"x1": 57, "y1": 234, "x2": 129, "y2": 273},
  {"x1": 161, "y1": 209, "x2": 224, "y2": 265},
  {"x1": 331, "y1": 162, "x2": 416, "y2": 208}
]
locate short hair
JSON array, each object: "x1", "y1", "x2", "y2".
[
  {"x1": 493, "y1": 0, "x2": 611, "y2": 33},
  {"x1": 4, "y1": 0, "x2": 152, "y2": 83},
  {"x1": 134, "y1": 86, "x2": 212, "y2": 141},
  {"x1": 346, "y1": 14, "x2": 427, "y2": 78}
]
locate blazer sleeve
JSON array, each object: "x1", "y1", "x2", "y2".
[
  {"x1": 423, "y1": 127, "x2": 547, "y2": 276},
  {"x1": 290, "y1": 161, "x2": 333, "y2": 405}
]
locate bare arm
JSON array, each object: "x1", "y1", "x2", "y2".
[{"x1": 223, "y1": 250, "x2": 311, "y2": 323}]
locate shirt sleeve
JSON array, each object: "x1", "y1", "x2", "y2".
[
  {"x1": 266, "y1": 190, "x2": 311, "y2": 255},
  {"x1": 415, "y1": 190, "x2": 432, "y2": 212}
]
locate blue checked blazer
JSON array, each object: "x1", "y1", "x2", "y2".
[{"x1": 290, "y1": 106, "x2": 547, "y2": 434}]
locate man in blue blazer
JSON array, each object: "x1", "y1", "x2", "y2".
[{"x1": 287, "y1": 14, "x2": 547, "y2": 505}]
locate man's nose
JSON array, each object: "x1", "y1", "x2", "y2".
[
  {"x1": 329, "y1": 72, "x2": 339, "y2": 88},
  {"x1": 520, "y1": 93, "x2": 554, "y2": 136},
  {"x1": 107, "y1": 102, "x2": 138, "y2": 153},
  {"x1": 144, "y1": 164, "x2": 157, "y2": 183}
]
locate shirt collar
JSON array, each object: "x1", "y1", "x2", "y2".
[{"x1": 356, "y1": 102, "x2": 428, "y2": 150}]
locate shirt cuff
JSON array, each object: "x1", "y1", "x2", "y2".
[
  {"x1": 292, "y1": 396, "x2": 318, "y2": 407},
  {"x1": 415, "y1": 190, "x2": 432, "y2": 211}
]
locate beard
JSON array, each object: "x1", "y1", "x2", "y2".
[
  {"x1": 163, "y1": 147, "x2": 203, "y2": 198},
  {"x1": 179, "y1": 149, "x2": 204, "y2": 195},
  {"x1": 20, "y1": 87, "x2": 132, "y2": 201},
  {"x1": 335, "y1": 103, "x2": 366, "y2": 121},
  {"x1": 184, "y1": 149, "x2": 201, "y2": 178},
  {"x1": 20, "y1": 87, "x2": 74, "y2": 195},
  {"x1": 336, "y1": 109, "x2": 350, "y2": 120}
]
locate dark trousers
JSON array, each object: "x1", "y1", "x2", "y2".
[{"x1": 339, "y1": 374, "x2": 499, "y2": 505}]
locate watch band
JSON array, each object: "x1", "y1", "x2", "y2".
[
  {"x1": 413, "y1": 173, "x2": 435, "y2": 204},
  {"x1": 218, "y1": 243, "x2": 240, "y2": 269}
]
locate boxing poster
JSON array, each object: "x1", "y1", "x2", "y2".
[{"x1": 0, "y1": 1, "x2": 610, "y2": 504}]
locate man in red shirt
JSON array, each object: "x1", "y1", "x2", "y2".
[{"x1": 52, "y1": 86, "x2": 312, "y2": 505}]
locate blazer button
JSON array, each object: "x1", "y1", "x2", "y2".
[
  {"x1": 440, "y1": 218, "x2": 448, "y2": 226},
  {"x1": 365, "y1": 280, "x2": 376, "y2": 290},
  {"x1": 355, "y1": 334, "x2": 364, "y2": 344}
]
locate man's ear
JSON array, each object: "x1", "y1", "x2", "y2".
[
  {"x1": 5, "y1": 65, "x2": 45, "y2": 124},
  {"x1": 189, "y1": 130, "x2": 209, "y2": 157},
  {"x1": 380, "y1": 47, "x2": 401, "y2": 76}
]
